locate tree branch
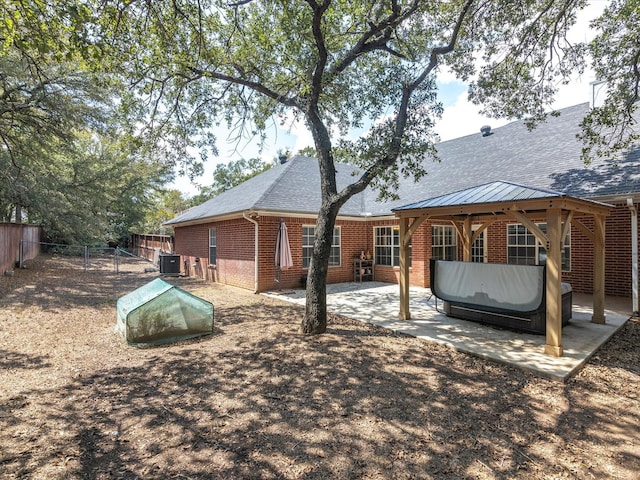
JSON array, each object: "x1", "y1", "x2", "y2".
[
  {"x1": 337, "y1": 0, "x2": 475, "y2": 202},
  {"x1": 307, "y1": 0, "x2": 332, "y2": 105},
  {"x1": 410, "y1": 0, "x2": 475, "y2": 89},
  {"x1": 329, "y1": 0, "x2": 420, "y2": 79},
  {"x1": 227, "y1": 0, "x2": 255, "y2": 6},
  {"x1": 188, "y1": 67, "x2": 299, "y2": 108},
  {"x1": 629, "y1": 49, "x2": 640, "y2": 112}
]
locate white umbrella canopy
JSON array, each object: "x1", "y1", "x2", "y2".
[{"x1": 275, "y1": 220, "x2": 293, "y2": 284}]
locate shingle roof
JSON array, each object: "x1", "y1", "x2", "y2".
[
  {"x1": 168, "y1": 102, "x2": 640, "y2": 225},
  {"x1": 382, "y1": 102, "x2": 640, "y2": 213},
  {"x1": 166, "y1": 156, "x2": 370, "y2": 225}
]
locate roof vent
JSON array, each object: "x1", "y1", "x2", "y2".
[
  {"x1": 278, "y1": 153, "x2": 288, "y2": 164},
  {"x1": 480, "y1": 125, "x2": 493, "y2": 137}
]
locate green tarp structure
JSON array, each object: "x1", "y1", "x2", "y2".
[{"x1": 116, "y1": 278, "x2": 214, "y2": 346}]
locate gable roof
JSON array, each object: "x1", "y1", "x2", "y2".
[{"x1": 168, "y1": 102, "x2": 640, "y2": 226}]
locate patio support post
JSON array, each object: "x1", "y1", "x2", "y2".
[
  {"x1": 545, "y1": 207, "x2": 563, "y2": 357},
  {"x1": 592, "y1": 214, "x2": 606, "y2": 324},
  {"x1": 462, "y1": 217, "x2": 472, "y2": 262},
  {"x1": 399, "y1": 217, "x2": 411, "y2": 320}
]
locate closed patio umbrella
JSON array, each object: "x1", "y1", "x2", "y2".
[{"x1": 275, "y1": 220, "x2": 293, "y2": 285}]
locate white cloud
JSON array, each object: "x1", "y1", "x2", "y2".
[
  {"x1": 435, "y1": 1, "x2": 606, "y2": 141},
  {"x1": 280, "y1": 113, "x2": 314, "y2": 154},
  {"x1": 435, "y1": 92, "x2": 509, "y2": 141}
]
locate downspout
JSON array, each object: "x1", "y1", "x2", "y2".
[
  {"x1": 627, "y1": 198, "x2": 638, "y2": 313},
  {"x1": 243, "y1": 211, "x2": 260, "y2": 293}
]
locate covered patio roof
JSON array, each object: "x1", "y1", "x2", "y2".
[{"x1": 392, "y1": 181, "x2": 613, "y2": 358}]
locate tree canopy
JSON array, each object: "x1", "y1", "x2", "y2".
[
  {"x1": 3, "y1": 1, "x2": 638, "y2": 331},
  {"x1": 579, "y1": 0, "x2": 640, "y2": 161},
  {"x1": 94, "y1": 0, "x2": 616, "y2": 333},
  {"x1": 1, "y1": 1, "x2": 174, "y2": 244}
]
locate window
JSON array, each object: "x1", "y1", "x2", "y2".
[
  {"x1": 471, "y1": 227, "x2": 487, "y2": 263},
  {"x1": 432, "y1": 225, "x2": 457, "y2": 261},
  {"x1": 506, "y1": 224, "x2": 535, "y2": 266},
  {"x1": 507, "y1": 223, "x2": 571, "y2": 271},
  {"x1": 374, "y1": 226, "x2": 410, "y2": 267},
  {"x1": 302, "y1": 225, "x2": 341, "y2": 269},
  {"x1": 209, "y1": 228, "x2": 217, "y2": 265}
]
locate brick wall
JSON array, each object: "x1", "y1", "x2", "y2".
[
  {"x1": 174, "y1": 218, "x2": 256, "y2": 290},
  {"x1": 174, "y1": 215, "x2": 371, "y2": 292},
  {"x1": 172, "y1": 204, "x2": 637, "y2": 298},
  {"x1": 258, "y1": 216, "x2": 369, "y2": 291}
]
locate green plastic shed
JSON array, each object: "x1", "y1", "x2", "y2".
[{"x1": 116, "y1": 278, "x2": 214, "y2": 346}]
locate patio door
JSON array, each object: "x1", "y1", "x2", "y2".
[{"x1": 471, "y1": 227, "x2": 487, "y2": 263}]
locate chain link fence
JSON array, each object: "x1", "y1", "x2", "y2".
[{"x1": 18, "y1": 241, "x2": 156, "y2": 274}]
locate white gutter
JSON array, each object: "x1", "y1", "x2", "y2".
[
  {"x1": 628, "y1": 198, "x2": 638, "y2": 313},
  {"x1": 243, "y1": 211, "x2": 260, "y2": 293}
]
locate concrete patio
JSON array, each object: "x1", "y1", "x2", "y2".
[{"x1": 265, "y1": 282, "x2": 633, "y2": 381}]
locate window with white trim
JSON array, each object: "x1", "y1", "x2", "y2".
[
  {"x1": 302, "y1": 225, "x2": 341, "y2": 269},
  {"x1": 209, "y1": 228, "x2": 217, "y2": 265},
  {"x1": 374, "y1": 226, "x2": 411, "y2": 267},
  {"x1": 432, "y1": 225, "x2": 457, "y2": 261},
  {"x1": 471, "y1": 226, "x2": 487, "y2": 263},
  {"x1": 507, "y1": 223, "x2": 571, "y2": 271}
]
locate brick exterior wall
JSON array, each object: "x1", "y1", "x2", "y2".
[
  {"x1": 420, "y1": 204, "x2": 635, "y2": 298},
  {"x1": 174, "y1": 215, "x2": 372, "y2": 291},
  {"x1": 172, "y1": 203, "x2": 637, "y2": 298},
  {"x1": 173, "y1": 218, "x2": 256, "y2": 290}
]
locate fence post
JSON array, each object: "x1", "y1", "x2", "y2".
[
  {"x1": 84, "y1": 246, "x2": 89, "y2": 272},
  {"x1": 19, "y1": 240, "x2": 24, "y2": 269}
]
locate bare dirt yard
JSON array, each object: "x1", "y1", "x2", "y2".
[{"x1": 1, "y1": 254, "x2": 639, "y2": 479}]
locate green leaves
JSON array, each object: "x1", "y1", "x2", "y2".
[
  {"x1": 467, "y1": 0, "x2": 588, "y2": 124},
  {"x1": 579, "y1": 0, "x2": 640, "y2": 163},
  {"x1": 4, "y1": 0, "x2": 637, "y2": 244}
]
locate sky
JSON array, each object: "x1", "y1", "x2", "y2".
[{"x1": 171, "y1": 2, "x2": 607, "y2": 197}]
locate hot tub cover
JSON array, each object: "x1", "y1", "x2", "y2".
[
  {"x1": 431, "y1": 260, "x2": 544, "y2": 312},
  {"x1": 116, "y1": 278, "x2": 214, "y2": 346}
]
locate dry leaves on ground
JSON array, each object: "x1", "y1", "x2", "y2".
[{"x1": 1, "y1": 254, "x2": 639, "y2": 479}]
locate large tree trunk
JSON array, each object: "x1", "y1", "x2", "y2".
[
  {"x1": 301, "y1": 202, "x2": 340, "y2": 335},
  {"x1": 301, "y1": 101, "x2": 363, "y2": 334}
]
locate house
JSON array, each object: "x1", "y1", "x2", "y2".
[{"x1": 166, "y1": 102, "x2": 640, "y2": 310}]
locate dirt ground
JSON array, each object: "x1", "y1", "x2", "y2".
[{"x1": 1, "y1": 254, "x2": 639, "y2": 479}]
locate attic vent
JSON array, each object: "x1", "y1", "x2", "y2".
[
  {"x1": 480, "y1": 125, "x2": 493, "y2": 137},
  {"x1": 279, "y1": 154, "x2": 288, "y2": 164}
]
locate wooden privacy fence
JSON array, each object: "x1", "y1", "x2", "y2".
[
  {"x1": 130, "y1": 233, "x2": 174, "y2": 262},
  {"x1": 0, "y1": 223, "x2": 41, "y2": 273}
]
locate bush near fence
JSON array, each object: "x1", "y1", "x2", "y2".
[{"x1": 0, "y1": 223, "x2": 42, "y2": 273}]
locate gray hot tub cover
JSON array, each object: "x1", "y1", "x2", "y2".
[{"x1": 431, "y1": 261, "x2": 545, "y2": 312}]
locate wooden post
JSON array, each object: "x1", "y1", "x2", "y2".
[
  {"x1": 545, "y1": 208, "x2": 563, "y2": 357},
  {"x1": 462, "y1": 217, "x2": 472, "y2": 262},
  {"x1": 398, "y1": 217, "x2": 411, "y2": 320},
  {"x1": 592, "y1": 214, "x2": 606, "y2": 324}
]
